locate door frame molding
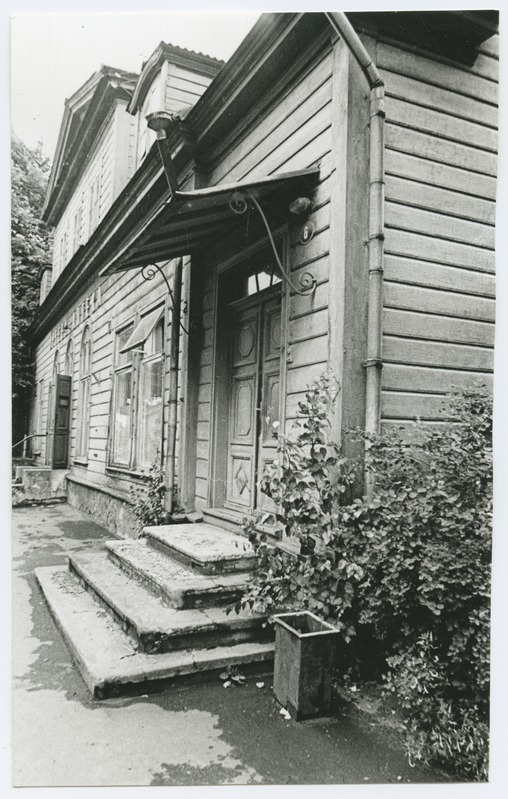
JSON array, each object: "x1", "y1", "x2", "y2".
[{"x1": 208, "y1": 229, "x2": 289, "y2": 512}]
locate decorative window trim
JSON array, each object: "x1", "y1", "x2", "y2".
[
  {"x1": 108, "y1": 304, "x2": 165, "y2": 473},
  {"x1": 76, "y1": 325, "x2": 92, "y2": 463}
]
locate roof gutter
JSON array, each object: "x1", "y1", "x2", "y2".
[{"x1": 325, "y1": 12, "x2": 385, "y2": 442}]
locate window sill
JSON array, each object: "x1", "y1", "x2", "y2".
[{"x1": 106, "y1": 465, "x2": 151, "y2": 481}]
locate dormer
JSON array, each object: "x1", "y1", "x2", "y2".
[
  {"x1": 127, "y1": 43, "x2": 223, "y2": 167},
  {"x1": 42, "y1": 65, "x2": 138, "y2": 283}
]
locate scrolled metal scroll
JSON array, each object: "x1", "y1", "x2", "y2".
[
  {"x1": 228, "y1": 191, "x2": 316, "y2": 296},
  {"x1": 140, "y1": 263, "x2": 189, "y2": 335}
]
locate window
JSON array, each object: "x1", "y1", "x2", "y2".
[
  {"x1": 111, "y1": 324, "x2": 134, "y2": 466},
  {"x1": 65, "y1": 340, "x2": 74, "y2": 455},
  {"x1": 137, "y1": 317, "x2": 164, "y2": 468},
  {"x1": 45, "y1": 353, "x2": 60, "y2": 465},
  {"x1": 76, "y1": 326, "x2": 92, "y2": 460},
  {"x1": 37, "y1": 380, "x2": 44, "y2": 436},
  {"x1": 40, "y1": 268, "x2": 52, "y2": 304},
  {"x1": 110, "y1": 307, "x2": 164, "y2": 470},
  {"x1": 31, "y1": 379, "x2": 44, "y2": 455},
  {"x1": 47, "y1": 353, "x2": 59, "y2": 432},
  {"x1": 61, "y1": 228, "x2": 69, "y2": 271},
  {"x1": 223, "y1": 242, "x2": 283, "y2": 303},
  {"x1": 65, "y1": 339, "x2": 74, "y2": 376},
  {"x1": 88, "y1": 174, "x2": 101, "y2": 235},
  {"x1": 247, "y1": 265, "x2": 282, "y2": 296},
  {"x1": 72, "y1": 206, "x2": 82, "y2": 253}
]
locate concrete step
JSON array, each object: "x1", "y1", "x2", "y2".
[
  {"x1": 35, "y1": 565, "x2": 274, "y2": 699},
  {"x1": 68, "y1": 551, "x2": 267, "y2": 654},
  {"x1": 203, "y1": 508, "x2": 282, "y2": 542},
  {"x1": 105, "y1": 539, "x2": 250, "y2": 609},
  {"x1": 143, "y1": 523, "x2": 257, "y2": 574},
  {"x1": 201, "y1": 508, "x2": 248, "y2": 534}
]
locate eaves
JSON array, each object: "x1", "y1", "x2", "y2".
[{"x1": 32, "y1": 147, "x2": 168, "y2": 344}]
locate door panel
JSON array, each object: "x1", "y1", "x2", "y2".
[
  {"x1": 257, "y1": 298, "x2": 281, "y2": 514},
  {"x1": 53, "y1": 374, "x2": 71, "y2": 469},
  {"x1": 225, "y1": 293, "x2": 281, "y2": 514},
  {"x1": 225, "y1": 309, "x2": 260, "y2": 511}
]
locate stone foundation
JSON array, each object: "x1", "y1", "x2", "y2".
[
  {"x1": 66, "y1": 477, "x2": 139, "y2": 539},
  {"x1": 12, "y1": 467, "x2": 68, "y2": 505}
]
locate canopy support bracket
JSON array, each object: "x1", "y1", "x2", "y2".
[
  {"x1": 140, "y1": 262, "x2": 189, "y2": 336},
  {"x1": 229, "y1": 191, "x2": 317, "y2": 296}
]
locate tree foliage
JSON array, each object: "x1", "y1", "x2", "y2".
[{"x1": 11, "y1": 132, "x2": 51, "y2": 395}]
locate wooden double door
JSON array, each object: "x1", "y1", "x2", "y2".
[{"x1": 225, "y1": 292, "x2": 282, "y2": 514}]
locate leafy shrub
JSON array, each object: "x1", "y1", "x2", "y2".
[
  {"x1": 239, "y1": 373, "x2": 360, "y2": 639},
  {"x1": 130, "y1": 455, "x2": 168, "y2": 531},
  {"x1": 347, "y1": 386, "x2": 492, "y2": 703},
  {"x1": 240, "y1": 376, "x2": 492, "y2": 780},
  {"x1": 351, "y1": 386, "x2": 492, "y2": 780},
  {"x1": 385, "y1": 633, "x2": 489, "y2": 781}
]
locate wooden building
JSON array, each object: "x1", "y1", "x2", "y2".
[{"x1": 30, "y1": 11, "x2": 498, "y2": 539}]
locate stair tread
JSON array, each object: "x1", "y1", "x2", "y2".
[
  {"x1": 143, "y1": 523, "x2": 256, "y2": 566},
  {"x1": 69, "y1": 551, "x2": 263, "y2": 637},
  {"x1": 106, "y1": 538, "x2": 250, "y2": 603},
  {"x1": 35, "y1": 565, "x2": 274, "y2": 695}
]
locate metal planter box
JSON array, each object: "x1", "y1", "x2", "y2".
[{"x1": 273, "y1": 611, "x2": 340, "y2": 720}]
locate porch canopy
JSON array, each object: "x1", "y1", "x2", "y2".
[{"x1": 100, "y1": 167, "x2": 319, "y2": 275}]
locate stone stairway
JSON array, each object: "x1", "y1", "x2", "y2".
[{"x1": 35, "y1": 523, "x2": 274, "y2": 698}]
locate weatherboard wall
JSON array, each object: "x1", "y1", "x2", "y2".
[
  {"x1": 379, "y1": 34, "x2": 498, "y2": 428},
  {"x1": 190, "y1": 34, "x2": 338, "y2": 510},
  {"x1": 165, "y1": 62, "x2": 215, "y2": 115},
  {"x1": 51, "y1": 100, "x2": 136, "y2": 284},
  {"x1": 31, "y1": 260, "x2": 181, "y2": 535}
]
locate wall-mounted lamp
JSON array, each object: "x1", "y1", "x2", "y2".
[
  {"x1": 229, "y1": 191, "x2": 317, "y2": 296},
  {"x1": 289, "y1": 197, "x2": 315, "y2": 244},
  {"x1": 146, "y1": 111, "x2": 179, "y2": 197},
  {"x1": 289, "y1": 196, "x2": 313, "y2": 216}
]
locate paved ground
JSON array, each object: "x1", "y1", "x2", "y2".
[{"x1": 10, "y1": 502, "x2": 453, "y2": 788}]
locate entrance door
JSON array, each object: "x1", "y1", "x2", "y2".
[
  {"x1": 52, "y1": 374, "x2": 71, "y2": 469},
  {"x1": 225, "y1": 292, "x2": 281, "y2": 513}
]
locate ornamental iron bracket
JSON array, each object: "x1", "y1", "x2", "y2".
[
  {"x1": 140, "y1": 263, "x2": 190, "y2": 336},
  {"x1": 229, "y1": 191, "x2": 317, "y2": 296}
]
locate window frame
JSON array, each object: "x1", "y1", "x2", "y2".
[
  {"x1": 88, "y1": 173, "x2": 101, "y2": 236},
  {"x1": 109, "y1": 304, "x2": 165, "y2": 474},
  {"x1": 75, "y1": 325, "x2": 92, "y2": 463},
  {"x1": 136, "y1": 315, "x2": 165, "y2": 470},
  {"x1": 110, "y1": 321, "x2": 135, "y2": 468}
]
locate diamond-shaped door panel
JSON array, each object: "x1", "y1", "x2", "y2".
[
  {"x1": 227, "y1": 455, "x2": 253, "y2": 507},
  {"x1": 235, "y1": 463, "x2": 250, "y2": 495}
]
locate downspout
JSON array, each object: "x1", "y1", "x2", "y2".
[
  {"x1": 165, "y1": 256, "x2": 183, "y2": 514},
  {"x1": 146, "y1": 111, "x2": 182, "y2": 514},
  {"x1": 325, "y1": 12, "x2": 385, "y2": 440}
]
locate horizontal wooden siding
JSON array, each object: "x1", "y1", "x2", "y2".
[{"x1": 380, "y1": 35, "x2": 498, "y2": 425}]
